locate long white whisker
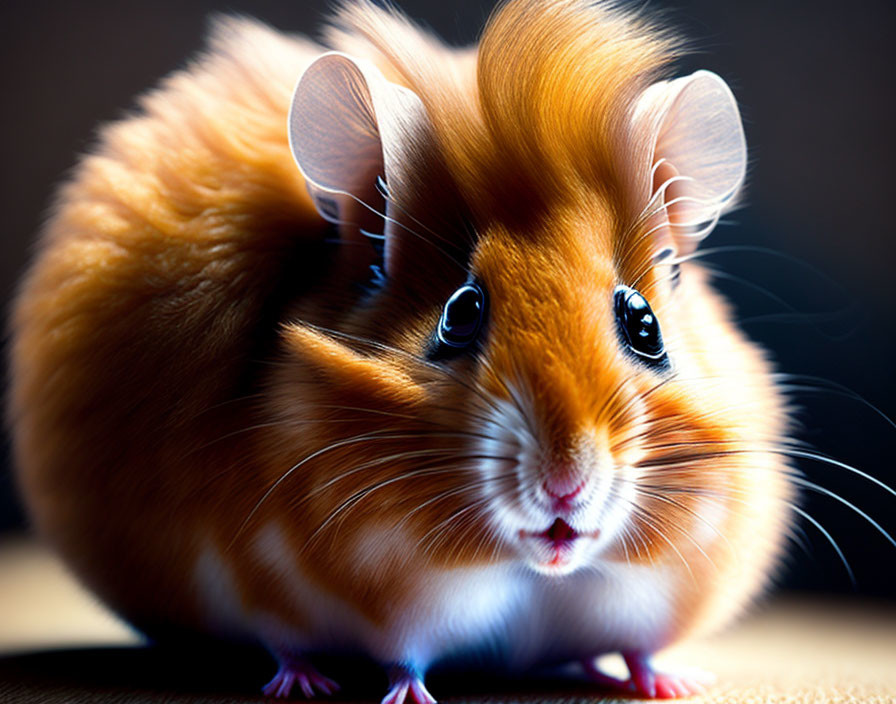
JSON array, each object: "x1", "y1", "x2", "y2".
[
  {"x1": 790, "y1": 476, "x2": 896, "y2": 550},
  {"x1": 789, "y1": 504, "x2": 856, "y2": 586}
]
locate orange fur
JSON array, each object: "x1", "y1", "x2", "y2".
[{"x1": 9, "y1": 0, "x2": 791, "y2": 685}]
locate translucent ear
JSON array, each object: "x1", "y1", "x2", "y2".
[
  {"x1": 633, "y1": 70, "x2": 747, "y2": 257},
  {"x1": 288, "y1": 51, "x2": 427, "y2": 272}
]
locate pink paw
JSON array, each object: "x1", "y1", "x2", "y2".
[
  {"x1": 262, "y1": 659, "x2": 340, "y2": 699},
  {"x1": 583, "y1": 651, "x2": 714, "y2": 699},
  {"x1": 650, "y1": 672, "x2": 711, "y2": 699},
  {"x1": 381, "y1": 665, "x2": 436, "y2": 704}
]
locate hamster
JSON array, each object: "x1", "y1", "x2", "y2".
[{"x1": 8, "y1": 0, "x2": 793, "y2": 700}]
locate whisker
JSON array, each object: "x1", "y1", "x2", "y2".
[
  {"x1": 397, "y1": 472, "x2": 516, "y2": 535},
  {"x1": 375, "y1": 177, "x2": 474, "y2": 263},
  {"x1": 642, "y1": 443, "x2": 896, "y2": 503},
  {"x1": 311, "y1": 402, "x2": 504, "y2": 436},
  {"x1": 702, "y1": 263, "x2": 840, "y2": 322},
  {"x1": 193, "y1": 416, "x2": 504, "y2": 454},
  {"x1": 227, "y1": 430, "x2": 487, "y2": 551},
  {"x1": 304, "y1": 447, "x2": 515, "y2": 508},
  {"x1": 649, "y1": 484, "x2": 856, "y2": 585},
  {"x1": 186, "y1": 391, "x2": 268, "y2": 422},
  {"x1": 626, "y1": 503, "x2": 697, "y2": 583},
  {"x1": 788, "y1": 521, "x2": 814, "y2": 561},
  {"x1": 419, "y1": 497, "x2": 492, "y2": 558},
  {"x1": 668, "y1": 244, "x2": 849, "y2": 295},
  {"x1": 594, "y1": 372, "x2": 639, "y2": 429},
  {"x1": 324, "y1": 185, "x2": 471, "y2": 274},
  {"x1": 771, "y1": 373, "x2": 896, "y2": 432},
  {"x1": 789, "y1": 504, "x2": 856, "y2": 586},
  {"x1": 304, "y1": 458, "x2": 517, "y2": 553},
  {"x1": 634, "y1": 485, "x2": 732, "y2": 558},
  {"x1": 789, "y1": 475, "x2": 896, "y2": 550}
]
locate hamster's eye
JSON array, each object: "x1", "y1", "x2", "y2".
[
  {"x1": 429, "y1": 282, "x2": 487, "y2": 359},
  {"x1": 614, "y1": 285, "x2": 669, "y2": 371}
]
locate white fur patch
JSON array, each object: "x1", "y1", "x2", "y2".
[{"x1": 508, "y1": 563, "x2": 678, "y2": 667}]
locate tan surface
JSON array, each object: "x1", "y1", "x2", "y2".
[{"x1": 1, "y1": 536, "x2": 894, "y2": 703}]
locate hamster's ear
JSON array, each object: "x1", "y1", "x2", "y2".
[
  {"x1": 289, "y1": 52, "x2": 427, "y2": 274},
  {"x1": 633, "y1": 70, "x2": 746, "y2": 258}
]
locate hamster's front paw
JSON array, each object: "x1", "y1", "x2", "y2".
[
  {"x1": 381, "y1": 664, "x2": 436, "y2": 704},
  {"x1": 262, "y1": 656, "x2": 340, "y2": 699},
  {"x1": 582, "y1": 651, "x2": 715, "y2": 699}
]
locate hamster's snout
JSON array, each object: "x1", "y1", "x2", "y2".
[
  {"x1": 511, "y1": 457, "x2": 619, "y2": 575},
  {"x1": 474, "y1": 389, "x2": 633, "y2": 576},
  {"x1": 541, "y1": 471, "x2": 587, "y2": 513}
]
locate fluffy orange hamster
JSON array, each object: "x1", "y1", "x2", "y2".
[{"x1": 9, "y1": 0, "x2": 793, "y2": 701}]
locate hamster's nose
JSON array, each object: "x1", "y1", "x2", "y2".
[{"x1": 542, "y1": 475, "x2": 587, "y2": 511}]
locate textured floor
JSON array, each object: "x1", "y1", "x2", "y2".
[{"x1": 1, "y1": 537, "x2": 895, "y2": 703}]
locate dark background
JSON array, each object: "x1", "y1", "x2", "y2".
[{"x1": 0, "y1": 1, "x2": 893, "y2": 600}]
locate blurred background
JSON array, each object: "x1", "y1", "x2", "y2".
[{"x1": 0, "y1": 0, "x2": 893, "y2": 604}]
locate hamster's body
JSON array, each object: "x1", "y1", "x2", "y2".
[{"x1": 9, "y1": 1, "x2": 792, "y2": 700}]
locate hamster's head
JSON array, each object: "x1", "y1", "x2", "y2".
[{"x1": 267, "y1": 0, "x2": 788, "y2": 588}]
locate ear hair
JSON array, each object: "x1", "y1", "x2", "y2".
[
  {"x1": 634, "y1": 70, "x2": 746, "y2": 257},
  {"x1": 288, "y1": 51, "x2": 428, "y2": 274}
]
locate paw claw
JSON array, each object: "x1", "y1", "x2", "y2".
[
  {"x1": 381, "y1": 682, "x2": 409, "y2": 704},
  {"x1": 584, "y1": 652, "x2": 712, "y2": 699},
  {"x1": 382, "y1": 666, "x2": 436, "y2": 704},
  {"x1": 675, "y1": 678, "x2": 694, "y2": 697},
  {"x1": 656, "y1": 676, "x2": 688, "y2": 699},
  {"x1": 262, "y1": 659, "x2": 339, "y2": 699},
  {"x1": 409, "y1": 679, "x2": 437, "y2": 704},
  {"x1": 298, "y1": 675, "x2": 315, "y2": 699}
]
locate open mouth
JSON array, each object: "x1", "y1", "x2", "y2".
[{"x1": 520, "y1": 518, "x2": 600, "y2": 568}]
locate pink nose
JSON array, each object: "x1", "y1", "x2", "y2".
[{"x1": 542, "y1": 476, "x2": 585, "y2": 504}]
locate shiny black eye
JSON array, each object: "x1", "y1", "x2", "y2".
[
  {"x1": 429, "y1": 282, "x2": 487, "y2": 359},
  {"x1": 614, "y1": 285, "x2": 669, "y2": 370}
]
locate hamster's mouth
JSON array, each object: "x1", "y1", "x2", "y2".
[{"x1": 519, "y1": 518, "x2": 600, "y2": 572}]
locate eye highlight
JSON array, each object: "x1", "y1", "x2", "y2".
[
  {"x1": 428, "y1": 282, "x2": 487, "y2": 359},
  {"x1": 613, "y1": 285, "x2": 669, "y2": 370}
]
